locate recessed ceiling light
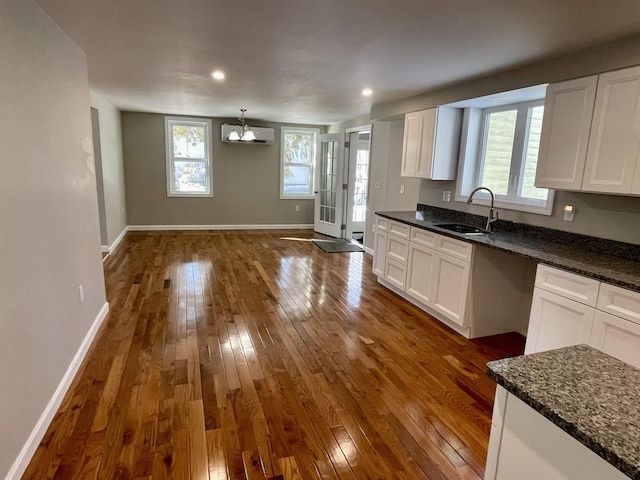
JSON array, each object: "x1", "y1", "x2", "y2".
[
  {"x1": 362, "y1": 88, "x2": 373, "y2": 96},
  {"x1": 491, "y1": 96, "x2": 506, "y2": 101},
  {"x1": 212, "y1": 70, "x2": 225, "y2": 80}
]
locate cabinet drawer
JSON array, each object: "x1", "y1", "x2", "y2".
[
  {"x1": 535, "y1": 264, "x2": 599, "y2": 306},
  {"x1": 410, "y1": 227, "x2": 437, "y2": 248},
  {"x1": 384, "y1": 258, "x2": 407, "y2": 290},
  {"x1": 386, "y1": 235, "x2": 409, "y2": 265},
  {"x1": 376, "y1": 216, "x2": 388, "y2": 232},
  {"x1": 388, "y1": 220, "x2": 410, "y2": 239},
  {"x1": 597, "y1": 283, "x2": 640, "y2": 325},
  {"x1": 437, "y1": 235, "x2": 473, "y2": 262}
]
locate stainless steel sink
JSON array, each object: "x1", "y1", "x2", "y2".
[{"x1": 434, "y1": 223, "x2": 491, "y2": 235}]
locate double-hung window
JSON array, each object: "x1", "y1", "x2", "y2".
[
  {"x1": 165, "y1": 117, "x2": 212, "y2": 197},
  {"x1": 280, "y1": 127, "x2": 318, "y2": 199},
  {"x1": 457, "y1": 100, "x2": 553, "y2": 214}
]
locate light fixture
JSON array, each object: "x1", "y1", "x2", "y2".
[
  {"x1": 362, "y1": 88, "x2": 373, "y2": 96},
  {"x1": 226, "y1": 108, "x2": 255, "y2": 142},
  {"x1": 212, "y1": 70, "x2": 225, "y2": 80}
]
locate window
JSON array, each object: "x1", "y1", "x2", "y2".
[
  {"x1": 456, "y1": 100, "x2": 554, "y2": 215},
  {"x1": 165, "y1": 117, "x2": 212, "y2": 197},
  {"x1": 280, "y1": 127, "x2": 318, "y2": 199}
]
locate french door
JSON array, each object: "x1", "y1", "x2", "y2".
[{"x1": 314, "y1": 133, "x2": 345, "y2": 238}]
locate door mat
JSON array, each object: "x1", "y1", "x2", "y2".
[{"x1": 312, "y1": 238, "x2": 364, "y2": 253}]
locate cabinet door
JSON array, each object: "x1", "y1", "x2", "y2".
[
  {"x1": 415, "y1": 108, "x2": 437, "y2": 178},
  {"x1": 431, "y1": 253, "x2": 470, "y2": 327},
  {"x1": 583, "y1": 66, "x2": 640, "y2": 194},
  {"x1": 372, "y1": 230, "x2": 387, "y2": 277},
  {"x1": 525, "y1": 288, "x2": 595, "y2": 355},
  {"x1": 535, "y1": 76, "x2": 597, "y2": 190},
  {"x1": 406, "y1": 243, "x2": 436, "y2": 305},
  {"x1": 590, "y1": 311, "x2": 640, "y2": 368},
  {"x1": 401, "y1": 112, "x2": 420, "y2": 177}
]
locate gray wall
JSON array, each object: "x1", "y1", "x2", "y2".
[
  {"x1": 363, "y1": 119, "x2": 421, "y2": 250},
  {"x1": 122, "y1": 112, "x2": 324, "y2": 226},
  {"x1": 90, "y1": 92, "x2": 128, "y2": 247},
  {"x1": 0, "y1": 0, "x2": 107, "y2": 476}
]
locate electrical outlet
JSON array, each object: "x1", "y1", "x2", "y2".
[
  {"x1": 563, "y1": 205, "x2": 575, "y2": 222},
  {"x1": 400, "y1": 184, "x2": 405, "y2": 194},
  {"x1": 295, "y1": 205, "x2": 300, "y2": 212},
  {"x1": 442, "y1": 191, "x2": 451, "y2": 202},
  {"x1": 374, "y1": 181, "x2": 382, "y2": 190},
  {"x1": 78, "y1": 284, "x2": 84, "y2": 304}
]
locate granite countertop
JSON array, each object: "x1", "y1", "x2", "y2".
[
  {"x1": 487, "y1": 345, "x2": 640, "y2": 479},
  {"x1": 376, "y1": 206, "x2": 640, "y2": 292}
]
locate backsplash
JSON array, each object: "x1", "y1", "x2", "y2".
[{"x1": 418, "y1": 204, "x2": 640, "y2": 262}]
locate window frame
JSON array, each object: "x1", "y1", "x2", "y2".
[
  {"x1": 455, "y1": 100, "x2": 554, "y2": 215},
  {"x1": 164, "y1": 116, "x2": 213, "y2": 198},
  {"x1": 280, "y1": 126, "x2": 319, "y2": 200}
]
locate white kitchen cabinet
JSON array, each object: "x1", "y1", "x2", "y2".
[
  {"x1": 373, "y1": 215, "x2": 534, "y2": 339},
  {"x1": 406, "y1": 242, "x2": 436, "y2": 305},
  {"x1": 590, "y1": 311, "x2": 640, "y2": 368},
  {"x1": 431, "y1": 252, "x2": 471, "y2": 327},
  {"x1": 400, "y1": 107, "x2": 461, "y2": 180},
  {"x1": 372, "y1": 229, "x2": 387, "y2": 277},
  {"x1": 534, "y1": 264, "x2": 600, "y2": 306},
  {"x1": 487, "y1": 391, "x2": 628, "y2": 480},
  {"x1": 583, "y1": 66, "x2": 640, "y2": 194},
  {"x1": 525, "y1": 288, "x2": 595, "y2": 354},
  {"x1": 525, "y1": 265, "x2": 640, "y2": 365},
  {"x1": 535, "y1": 76, "x2": 598, "y2": 191},
  {"x1": 384, "y1": 257, "x2": 406, "y2": 290}
]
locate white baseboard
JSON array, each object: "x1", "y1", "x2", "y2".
[
  {"x1": 128, "y1": 224, "x2": 314, "y2": 231},
  {"x1": 101, "y1": 245, "x2": 109, "y2": 253},
  {"x1": 364, "y1": 246, "x2": 374, "y2": 256},
  {"x1": 5, "y1": 302, "x2": 110, "y2": 480},
  {"x1": 107, "y1": 226, "x2": 129, "y2": 253}
]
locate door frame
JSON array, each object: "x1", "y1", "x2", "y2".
[{"x1": 345, "y1": 125, "x2": 372, "y2": 240}]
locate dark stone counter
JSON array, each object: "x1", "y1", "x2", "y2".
[
  {"x1": 376, "y1": 205, "x2": 640, "y2": 292},
  {"x1": 487, "y1": 345, "x2": 640, "y2": 480}
]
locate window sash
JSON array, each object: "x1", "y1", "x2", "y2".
[
  {"x1": 478, "y1": 100, "x2": 547, "y2": 205},
  {"x1": 165, "y1": 117, "x2": 212, "y2": 197},
  {"x1": 281, "y1": 127, "x2": 318, "y2": 199}
]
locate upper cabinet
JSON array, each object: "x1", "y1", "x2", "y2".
[
  {"x1": 401, "y1": 107, "x2": 461, "y2": 180},
  {"x1": 583, "y1": 66, "x2": 640, "y2": 194},
  {"x1": 535, "y1": 65, "x2": 640, "y2": 195},
  {"x1": 534, "y1": 76, "x2": 597, "y2": 190}
]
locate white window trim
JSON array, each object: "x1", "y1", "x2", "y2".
[
  {"x1": 455, "y1": 101, "x2": 554, "y2": 216},
  {"x1": 165, "y1": 116, "x2": 213, "y2": 198},
  {"x1": 280, "y1": 126, "x2": 319, "y2": 200}
]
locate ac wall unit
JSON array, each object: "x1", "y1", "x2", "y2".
[{"x1": 221, "y1": 124, "x2": 275, "y2": 145}]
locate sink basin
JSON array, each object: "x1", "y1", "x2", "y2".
[{"x1": 434, "y1": 223, "x2": 490, "y2": 235}]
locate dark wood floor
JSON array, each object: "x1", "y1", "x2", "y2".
[{"x1": 23, "y1": 230, "x2": 524, "y2": 480}]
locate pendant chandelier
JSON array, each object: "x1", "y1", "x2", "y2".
[{"x1": 227, "y1": 108, "x2": 256, "y2": 142}]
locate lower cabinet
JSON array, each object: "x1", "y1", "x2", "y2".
[
  {"x1": 590, "y1": 310, "x2": 640, "y2": 369},
  {"x1": 373, "y1": 215, "x2": 534, "y2": 338},
  {"x1": 372, "y1": 228, "x2": 387, "y2": 277},
  {"x1": 486, "y1": 387, "x2": 628, "y2": 480},
  {"x1": 406, "y1": 242, "x2": 435, "y2": 305},
  {"x1": 524, "y1": 264, "x2": 640, "y2": 364},
  {"x1": 525, "y1": 288, "x2": 595, "y2": 355},
  {"x1": 489, "y1": 265, "x2": 640, "y2": 478},
  {"x1": 431, "y1": 252, "x2": 470, "y2": 327}
]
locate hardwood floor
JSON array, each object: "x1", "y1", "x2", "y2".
[{"x1": 23, "y1": 230, "x2": 524, "y2": 480}]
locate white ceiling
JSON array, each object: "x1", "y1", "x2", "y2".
[{"x1": 35, "y1": 0, "x2": 640, "y2": 125}]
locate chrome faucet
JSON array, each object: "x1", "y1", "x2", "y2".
[{"x1": 467, "y1": 186, "x2": 498, "y2": 232}]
